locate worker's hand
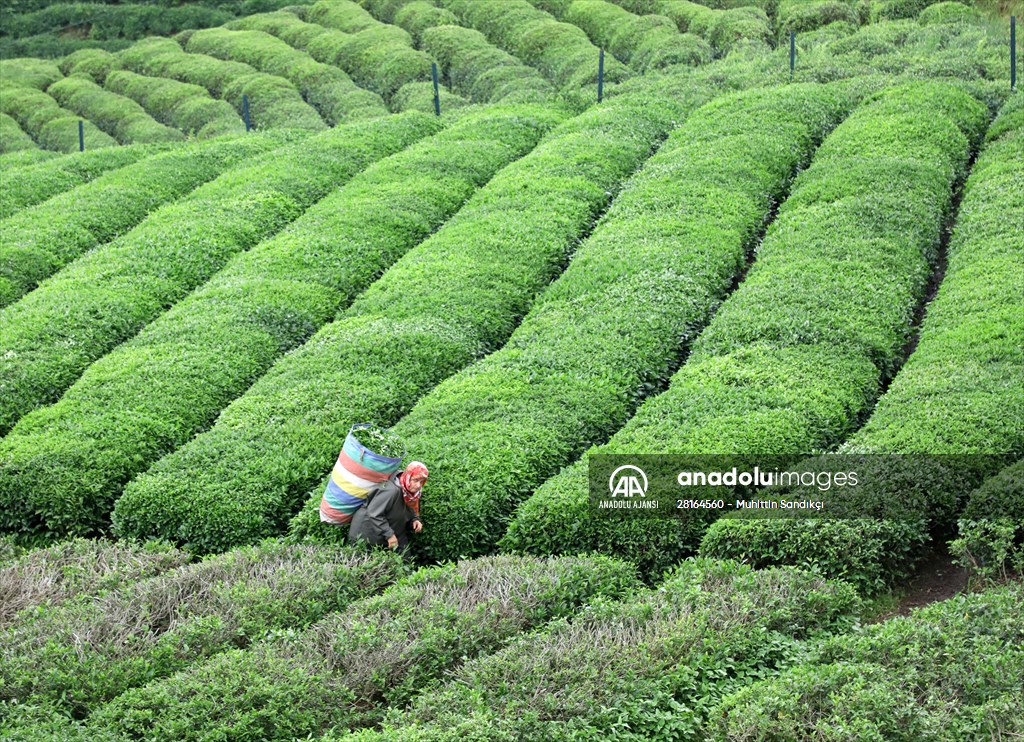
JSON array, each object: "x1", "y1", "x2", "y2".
[
  {"x1": 387, "y1": 535, "x2": 398, "y2": 550},
  {"x1": 412, "y1": 520, "x2": 423, "y2": 534}
]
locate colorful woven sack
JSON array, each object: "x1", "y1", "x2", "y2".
[{"x1": 320, "y1": 424, "x2": 404, "y2": 524}]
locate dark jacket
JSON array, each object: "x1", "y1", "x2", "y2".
[{"x1": 348, "y1": 472, "x2": 421, "y2": 548}]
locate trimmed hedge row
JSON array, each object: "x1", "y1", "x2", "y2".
[
  {"x1": 420, "y1": 24, "x2": 556, "y2": 104},
  {"x1": 647, "y1": 0, "x2": 772, "y2": 53},
  {"x1": 953, "y1": 460, "x2": 1024, "y2": 579},
  {"x1": 225, "y1": 9, "x2": 336, "y2": 49},
  {"x1": 778, "y1": 0, "x2": 859, "y2": 36},
  {"x1": 390, "y1": 80, "x2": 471, "y2": 112},
  {"x1": 0, "y1": 133, "x2": 277, "y2": 316},
  {"x1": 710, "y1": 584, "x2": 1024, "y2": 739},
  {"x1": 356, "y1": 559, "x2": 858, "y2": 740},
  {"x1": 228, "y1": 8, "x2": 431, "y2": 107},
  {"x1": 445, "y1": 0, "x2": 634, "y2": 90},
  {"x1": 59, "y1": 48, "x2": 122, "y2": 83},
  {"x1": 918, "y1": 0, "x2": 979, "y2": 24},
  {"x1": 0, "y1": 84, "x2": 116, "y2": 152},
  {"x1": 0, "y1": 150, "x2": 60, "y2": 168},
  {"x1": 184, "y1": 27, "x2": 389, "y2": 124},
  {"x1": 0, "y1": 58, "x2": 63, "y2": 90},
  {"x1": 3, "y1": 107, "x2": 554, "y2": 544},
  {"x1": 0, "y1": 116, "x2": 435, "y2": 542},
  {"x1": 0, "y1": 2, "x2": 309, "y2": 32},
  {"x1": 114, "y1": 92, "x2": 688, "y2": 555},
  {"x1": 549, "y1": 0, "x2": 713, "y2": 71},
  {"x1": 0, "y1": 35, "x2": 133, "y2": 60},
  {"x1": 0, "y1": 541, "x2": 402, "y2": 719},
  {"x1": 104, "y1": 69, "x2": 245, "y2": 138},
  {"x1": 0, "y1": 142, "x2": 172, "y2": 220},
  {"x1": 367, "y1": 0, "x2": 632, "y2": 92},
  {"x1": 0, "y1": 114, "x2": 37, "y2": 153},
  {"x1": 88, "y1": 554, "x2": 638, "y2": 739},
  {"x1": 618, "y1": 0, "x2": 776, "y2": 8},
  {"x1": 47, "y1": 75, "x2": 184, "y2": 144},
  {"x1": 505, "y1": 82, "x2": 988, "y2": 582},
  {"x1": 871, "y1": 0, "x2": 967, "y2": 20},
  {"x1": 0, "y1": 538, "x2": 190, "y2": 629},
  {"x1": 223, "y1": 10, "x2": 335, "y2": 51},
  {"x1": 307, "y1": 6, "x2": 437, "y2": 104},
  {"x1": 302, "y1": 0, "x2": 385, "y2": 31},
  {"x1": 669, "y1": 16, "x2": 1004, "y2": 95},
  {"x1": 393, "y1": 0, "x2": 460, "y2": 44},
  {"x1": 391, "y1": 83, "x2": 849, "y2": 564},
  {"x1": 1, "y1": 3, "x2": 233, "y2": 42},
  {"x1": 117, "y1": 36, "x2": 327, "y2": 131}
]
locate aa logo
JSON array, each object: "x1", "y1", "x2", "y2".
[{"x1": 609, "y1": 465, "x2": 648, "y2": 498}]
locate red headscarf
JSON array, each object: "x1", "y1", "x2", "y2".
[{"x1": 398, "y1": 461, "x2": 428, "y2": 516}]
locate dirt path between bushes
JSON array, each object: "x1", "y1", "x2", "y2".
[{"x1": 871, "y1": 549, "x2": 969, "y2": 623}]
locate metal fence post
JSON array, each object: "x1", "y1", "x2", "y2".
[{"x1": 432, "y1": 62, "x2": 440, "y2": 116}]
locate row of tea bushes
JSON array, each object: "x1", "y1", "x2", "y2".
[
  {"x1": 348, "y1": 559, "x2": 858, "y2": 741},
  {"x1": 184, "y1": 27, "x2": 389, "y2": 124},
  {"x1": 301, "y1": 0, "x2": 436, "y2": 104},
  {"x1": 505, "y1": 82, "x2": 989, "y2": 585},
  {"x1": 534, "y1": 0, "x2": 713, "y2": 71},
  {"x1": 388, "y1": 0, "x2": 460, "y2": 45},
  {"x1": 0, "y1": 541, "x2": 401, "y2": 718},
  {"x1": 104, "y1": 69, "x2": 245, "y2": 138},
  {"x1": 47, "y1": 75, "x2": 184, "y2": 144},
  {"x1": 0, "y1": 132, "x2": 276, "y2": 315},
  {"x1": 0, "y1": 33, "x2": 134, "y2": 60},
  {"x1": 390, "y1": 83, "x2": 852, "y2": 564},
  {"x1": 777, "y1": 0, "x2": 860, "y2": 36},
  {"x1": 953, "y1": 460, "x2": 1024, "y2": 579},
  {"x1": 0, "y1": 58, "x2": 63, "y2": 90},
  {"x1": 114, "y1": 89, "x2": 704, "y2": 554},
  {"x1": 228, "y1": 8, "x2": 433, "y2": 109},
  {"x1": 0, "y1": 150, "x2": 59, "y2": 168},
  {"x1": 710, "y1": 584, "x2": 1024, "y2": 739},
  {"x1": 117, "y1": 36, "x2": 327, "y2": 131},
  {"x1": 389, "y1": 80, "x2": 470, "y2": 112},
  {"x1": 419, "y1": 24, "x2": 555, "y2": 104},
  {"x1": 0, "y1": 114, "x2": 38, "y2": 153},
  {"x1": 870, "y1": 0, "x2": 965, "y2": 20},
  {"x1": 1, "y1": 3, "x2": 233, "y2": 42},
  {"x1": 367, "y1": 0, "x2": 632, "y2": 94},
  {"x1": 0, "y1": 538, "x2": 190, "y2": 630},
  {"x1": 59, "y1": 48, "x2": 121, "y2": 83},
  {"x1": 0, "y1": 116, "x2": 434, "y2": 543},
  {"x1": 0, "y1": 141, "x2": 172, "y2": 220},
  {"x1": 0, "y1": 84, "x2": 115, "y2": 151},
  {"x1": 86, "y1": 555, "x2": 637, "y2": 740},
  {"x1": 618, "y1": 0, "x2": 773, "y2": 52},
  {"x1": 233, "y1": 8, "x2": 546, "y2": 107}
]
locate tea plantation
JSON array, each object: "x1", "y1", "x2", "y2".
[{"x1": 0, "y1": 0, "x2": 1021, "y2": 738}]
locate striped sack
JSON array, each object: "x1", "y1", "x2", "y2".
[{"x1": 320, "y1": 427, "x2": 402, "y2": 524}]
